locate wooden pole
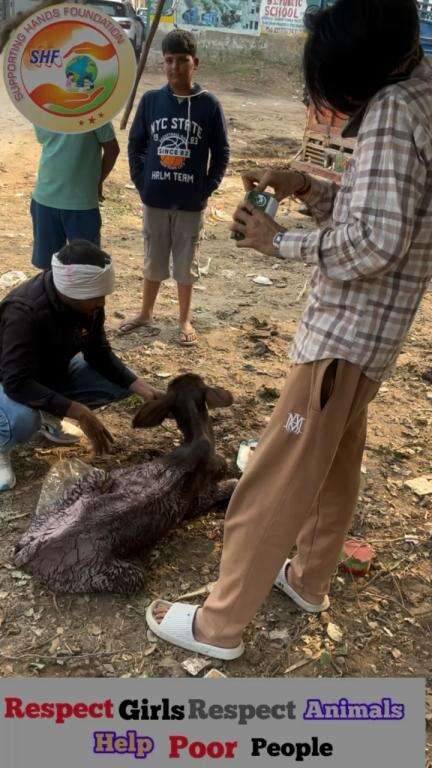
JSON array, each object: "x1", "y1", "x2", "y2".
[{"x1": 120, "y1": 0, "x2": 166, "y2": 130}]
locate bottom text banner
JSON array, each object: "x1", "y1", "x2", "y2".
[{"x1": 1, "y1": 677, "x2": 425, "y2": 766}]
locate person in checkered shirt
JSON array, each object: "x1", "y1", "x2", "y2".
[{"x1": 146, "y1": 0, "x2": 431, "y2": 660}]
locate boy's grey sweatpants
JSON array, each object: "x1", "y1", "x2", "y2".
[{"x1": 143, "y1": 205, "x2": 204, "y2": 285}]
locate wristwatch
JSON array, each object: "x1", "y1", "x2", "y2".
[{"x1": 273, "y1": 231, "x2": 285, "y2": 252}]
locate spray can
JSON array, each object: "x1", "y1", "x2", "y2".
[{"x1": 232, "y1": 190, "x2": 279, "y2": 240}]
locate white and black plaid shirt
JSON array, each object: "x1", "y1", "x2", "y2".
[{"x1": 279, "y1": 58, "x2": 432, "y2": 382}]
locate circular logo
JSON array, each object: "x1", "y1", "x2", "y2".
[
  {"x1": 157, "y1": 133, "x2": 190, "y2": 169},
  {"x1": 3, "y1": 4, "x2": 136, "y2": 133}
]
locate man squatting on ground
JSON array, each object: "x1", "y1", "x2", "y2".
[
  {"x1": 0, "y1": 241, "x2": 159, "y2": 491},
  {"x1": 121, "y1": 30, "x2": 230, "y2": 346},
  {"x1": 146, "y1": 0, "x2": 432, "y2": 658}
]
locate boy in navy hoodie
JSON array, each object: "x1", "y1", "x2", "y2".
[{"x1": 122, "y1": 30, "x2": 230, "y2": 346}]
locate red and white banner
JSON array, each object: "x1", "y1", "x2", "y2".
[{"x1": 260, "y1": 0, "x2": 307, "y2": 33}]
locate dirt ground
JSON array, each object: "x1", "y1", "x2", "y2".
[{"x1": 0, "y1": 52, "x2": 431, "y2": 751}]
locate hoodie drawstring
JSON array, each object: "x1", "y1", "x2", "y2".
[
  {"x1": 186, "y1": 96, "x2": 191, "y2": 151},
  {"x1": 171, "y1": 86, "x2": 207, "y2": 152}
]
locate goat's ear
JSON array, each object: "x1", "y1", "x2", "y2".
[
  {"x1": 132, "y1": 397, "x2": 172, "y2": 429},
  {"x1": 205, "y1": 386, "x2": 234, "y2": 409}
]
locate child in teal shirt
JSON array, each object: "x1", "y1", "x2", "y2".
[{"x1": 31, "y1": 124, "x2": 120, "y2": 269}]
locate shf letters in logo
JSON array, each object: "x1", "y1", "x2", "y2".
[{"x1": 285, "y1": 412, "x2": 305, "y2": 436}]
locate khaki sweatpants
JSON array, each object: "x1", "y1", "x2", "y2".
[{"x1": 200, "y1": 359, "x2": 380, "y2": 646}]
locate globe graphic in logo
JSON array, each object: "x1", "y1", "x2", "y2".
[{"x1": 65, "y1": 55, "x2": 98, "y2": 91}]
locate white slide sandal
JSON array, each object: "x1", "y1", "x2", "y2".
[
  {"x1": 146, "y1": 601, "x2": 245, "y2": 661},
  {"x1": 274, "y1": 559, "x2": 330, "y2": 613}
]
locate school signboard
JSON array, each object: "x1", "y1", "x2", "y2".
[
  {"x1": 3, "y1": 3, "x2": 136, "y2": 133},
  {"x1": 260, "y1": 0, "x2": 307, "y2": 33},
  {"x1": 176, "y1": 0, "x2": 261, "y2": 35}
]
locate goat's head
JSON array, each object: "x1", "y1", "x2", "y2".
[
  {"x1": 132, "y1": 374, "x2": 233, "y2": 471},
  {"x1": 132, "y1": 373, "x2": 233, "y2": 436}
]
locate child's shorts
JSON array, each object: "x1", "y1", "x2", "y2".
[{"x1": 143, "y1": 206, "x2": 204, "y2": 285}]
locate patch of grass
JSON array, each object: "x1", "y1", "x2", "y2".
[{"x1": 122, "y1": 394, "x2": 143, "y2": 411}]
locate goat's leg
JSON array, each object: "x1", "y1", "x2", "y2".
[
  {"x1": 185, "y1": 478, "x2": 238, "y2": 520},
  {"x1": 210, "y1": 454, "x2": 229, "y2": 480},
  {"x1": 75, "y1": 558, "x2": 146, "y2": 594},
  {"x1": 212, "y1": 478, "x2": 238, "y2": 505}
]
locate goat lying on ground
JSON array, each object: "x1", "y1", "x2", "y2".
[{"x1": 14, "y1": 374, "x2": 237, "y2": 594}]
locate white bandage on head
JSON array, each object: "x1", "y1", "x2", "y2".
[{"x1": 51, "y1": 252, "x2": 115, "y2": 300}]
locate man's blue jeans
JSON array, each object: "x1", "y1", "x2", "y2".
[{"x1": 0, "y1": 355, "x2": 129, "y2": 452}]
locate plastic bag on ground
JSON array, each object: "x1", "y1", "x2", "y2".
[
  {"x1": 0, "y1": 270, "x2": 27, "y2": 289},
  {"x1": 36, "y1": 458, "x2": 105, "y2": 516}
]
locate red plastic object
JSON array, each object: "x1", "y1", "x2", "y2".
[{"x1": 339, "y1": 539, "x2": 375, "y2": 577}]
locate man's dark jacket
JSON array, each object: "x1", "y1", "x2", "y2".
[{"x1": 0, "y1": 272, "x2": 136, "y2": 418}]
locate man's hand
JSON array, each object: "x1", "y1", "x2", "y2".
[
  {"x1": 98, "y1": 182, "x2": 105, "y2": 203},
  {"x1": 66, "y1": 402, "x2": 114, "y2": 455},
  {"x1": 129, "y1": 379, "x2": 163, "y2": 401},
  {"x1": 242, "y1": 168, "x2": 310, "y2": 202},
  {"x1": 100, "y1": 138, "x2": 120, "y2": 194},
  {"x1": 231, "y1": 202, "x2": 285, "y2": 256}
]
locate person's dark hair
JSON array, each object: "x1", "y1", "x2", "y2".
[
  {"x1": 304, "y1": 0, "x2": 420, "y2": 115},
  {"x1": 162, "y1": 29, "x2": 197, "y2": 57},
  {"x1": 56, "y1": 240, "x2": 111, "y2": 268}
]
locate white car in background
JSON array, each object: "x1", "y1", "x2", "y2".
[{"x1": 84, "y1": 0, "x2": 145, "y2": 58}]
